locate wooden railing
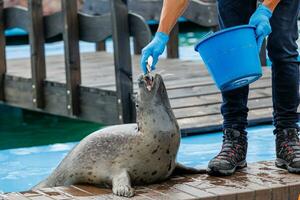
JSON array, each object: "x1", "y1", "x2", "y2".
[
  {"x1": 0, "y1": 0, "x2": 5, "y2": 101},
  {"x1": 0, "y1": 0, "x2": 151, "y2": 123},
  {"x1": 82, "y1": 0, "x2": 268, "y2": 62},
  {"x1": 83, "y1": 0, "x2": 219, "y2": 59}
]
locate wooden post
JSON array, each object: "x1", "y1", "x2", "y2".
[
  {"x1": 110, "y1": 0, "x2": 136, "y2": 123},
  {"x1": 95, "y1": 41, "x2": 106, "y2": 51},
  {"x1": 167, "y1": 23, "x2": 179, "y2": 59},
  {"x1": 0, "y1": 0, "x2": 5, "y2": 101},
  {"x1": 28, "y1": 0, "x2": 46, "y2": 108},
  {"x1": 133, "y1": 37, "x2": 142, "y2": 55},
  {"x1": 62, "y1": 0, "x2": 81, "y2": 116},
  {"x1": 260, "y1": 39, "x2": 267, "y2": 66}
]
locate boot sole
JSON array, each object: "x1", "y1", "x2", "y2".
[
  {"x1": 275, "y1": 158, "x2": 300, "y2": 174},
  {"x1": 207, "y1": 160, "x2": 247, "y2": 176}
]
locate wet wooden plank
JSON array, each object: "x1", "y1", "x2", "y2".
[
  {"x1": 55, "y1": 186, "x2": 92, "y2": 197},
  {"x1": 5, "y1": 161, "x2": 300, "y2": 200},
  {"x1": 3, "y1": 193, "x2": 31, "y2": 200},
  {"x1": 33, "y1": 187, "x2": 71, "y2": 200},
  {"x1": 288, "y1": 183, "x2": 300, "y2": 200}
]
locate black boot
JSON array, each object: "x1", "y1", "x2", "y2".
[
  {"x1": 275, "y1": 128, "x2": 300, "y2": 174},
  {"x1": 207, "y1": 128, "x2": 248, "y2": 176}
]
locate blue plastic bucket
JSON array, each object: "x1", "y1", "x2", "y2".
[{"x1": 194, "y1": 25, "x2": 262, "y2": 91}]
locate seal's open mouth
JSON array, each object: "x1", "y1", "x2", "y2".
[{"x1": 144, "y1": 74, "x2": 154, "y2": 91}]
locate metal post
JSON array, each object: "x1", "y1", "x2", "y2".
[{"x1": 110, "y1": 0, "x2": 136, "y2": 123}]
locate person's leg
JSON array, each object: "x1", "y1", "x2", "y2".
[
  {"x1": 207, "y1": 0, "x2": 256, "y2": 176},
  {"x1": 268, "y1": 0, "x2": 299, "y2": 130},
  {"x1": 267, "y1": 0, "x2": 300, "y2": 173},
  {"x1": 218, "y1": 0, "x2": 257, "y2": 132}
]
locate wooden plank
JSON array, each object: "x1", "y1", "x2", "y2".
[
  {"x1": 173, "y1": 96, "x2": 273, "y2": 119},
  {"x1": 6, "y1": 52, "x2": 272, "y2": 89},
  {"x1": 3, "y1": 193, "x2": 31, "y2": 200},
  {"x1": 167, "y1": 23, "x2": 179, "y2": 59},
  {"x1": 28, "y1": 0, "x2": 46, "y2": 108},
  {"x1": 129, "y1": 12, "x2": 152, "y2": 55},
  {"x1": 288, "y1": 183, "x2": 300, "y2": 200},
  {"x1": 0, "y1": 0, "x2": 6, "y2": 101},
  {"x1": 3, "y1": 7, "x2": 29, "y2": 31},
  {"x1": 3, "y1": 75, "x2": 118, "y2": 125},
  {"x1": 33, "y1": 187, "x2": 72, "y2": 200},
  {"x1": 4, "y1": 161, "x2": 299, "y2": 199},
  {"x1": 78, "y1": 12, "x2": 112, "y2": 42},
  {"x1": 170, "y1": 87, "x2": 272, "y2": 109},
  {"x1": 82, "y1": 0, "x2": 218, "y2": 27},
  {"x1": 62, "y1": 0, "x2": 82, "y2": 116},
  {"x1": 110, "y1": 0, "x2": 136, "y2": 123},
  {"x1": 96, "y1": 41, "x2": 106, "y2": 51},
  {"x1": 178, "y1": 107, "x2": 274, "y2": 134}
]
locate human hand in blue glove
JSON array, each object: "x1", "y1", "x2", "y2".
[
  {"x1": 140, "y1": 32, "x2": 169, "y2": 74},
  {"x1": 249, "y1": 5, "x2": 272, "y2": 51}
]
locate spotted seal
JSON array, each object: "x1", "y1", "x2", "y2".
[{"x1": 34, "y1": 73, "x2": 206, "y2": 197}]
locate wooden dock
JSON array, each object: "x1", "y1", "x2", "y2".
[
  {"x1": 0, "y1": 0, "x2": 293, "y2": 135},
  {"x1": 2, "y1": 161, "x2": 300, "y2": 200},
  {"x1": 5, "y1": 51, "x2": 277, "y2": 135}
]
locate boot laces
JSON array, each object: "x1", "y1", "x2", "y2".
[
  {"x1": 277, "y1": 128, "x2": 300, "y2": 160},
  {"x1": 216, "y1": 129, "x2": 247, "y2": 163}
]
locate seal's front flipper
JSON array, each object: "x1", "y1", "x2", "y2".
[
  {"x1": 112, "y1": 170, "x2": 135, "y2": 197},
  {"x1": 173, "y1": 163, "x2": 207, "y2": 175}
]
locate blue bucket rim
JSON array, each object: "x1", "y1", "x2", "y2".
[
  {"x1": 220, "y1": 73, "x2": 262, "y2": 92},
  {"x1": 194, "y1": 25, "x2": 256, "y2": 51}
]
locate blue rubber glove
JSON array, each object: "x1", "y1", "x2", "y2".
[
  {"x1": 249, "y1": 5, "x2": 272, "y2": 51},
  {"x1": 140, "y1": 32, "x2": 169, "y2": 74}
]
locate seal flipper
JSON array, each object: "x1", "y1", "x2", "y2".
[
  {"x1": 112, "y1": 170, "x2": 135, "y2": 197},
  {"x1": 173, "y1": 162, "x2": 207, "y2": 175}
]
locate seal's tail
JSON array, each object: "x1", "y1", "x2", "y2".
[{"x1": 173, "y1": 162, "x2": 207, "y2": 175}]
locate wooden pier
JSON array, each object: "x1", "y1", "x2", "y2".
[
  {"x1": 5, "y1": 52, "x2": 276, "y2": 135},
  {"x1": 0, "y1": 0, "x2": 292, "y2": 135},
  {"x1": 2, "y1": 161, "x2": 300, "y2": 200}
]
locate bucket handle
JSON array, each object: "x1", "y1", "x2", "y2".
[{"x1": 201, "y1": 31, "x2": 214, "y2": 40}]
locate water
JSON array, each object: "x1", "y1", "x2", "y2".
[
  {"x1": 0, "y1": 122, "x2": 276, "y2": 193},
  {"x1": 0, "y1": 105, "x2": 102, "y2": 150}
]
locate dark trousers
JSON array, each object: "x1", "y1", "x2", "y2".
[{"x1": 217, "y1": 0, "x2": 300, "y2": 130}]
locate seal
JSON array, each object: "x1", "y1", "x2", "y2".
[{"x1": 34, "y1": 73, "x2": 206, "y2": 197}]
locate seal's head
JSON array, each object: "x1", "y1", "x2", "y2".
[
  {"x1": 137, "y1": 73, "x2": 168, "y2": 106},
  {"x1": 137, "y1": 73, "x2": 175, "y2": 126}
]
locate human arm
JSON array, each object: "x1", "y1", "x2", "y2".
[
  {"x1": 140, "y1": 0, "x2": 189, "y2": 74},
  {"x1": 262, "y1": 0, "x2": 280, "y2": 11},
  {"x1": 157, "y1": 0, "x2": 190, "y2": 34}
]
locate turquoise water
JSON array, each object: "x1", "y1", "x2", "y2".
[{"x1": 0, "y1": 124, "x2": 276, "y2": 193}]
